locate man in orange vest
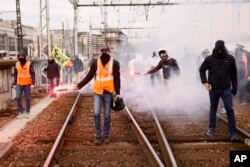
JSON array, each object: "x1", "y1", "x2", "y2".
[
  {"x1": 75, "y1": 46, "x2": 121, "y2": 145},
  {"x1": 13, "y1": 49, "x2": 35, "y2": 118}
]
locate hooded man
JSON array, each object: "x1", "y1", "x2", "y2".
[
  {"x1": 73, "y1": 55, "x2": 83, "y2": 83},
  {"x1": 199, "y1": 40, "x2": 239, "y2": 141},
  {"x1": 13, "y1": 49, "x2": 35, "y2": 118},
  {"x1": 75, "y1": 46, "x2": 121, "y2": 145},
  {"x1": 45, "y1": 56, "x2": 60, "y2": 97},
  {"x1": 145, "y1": 49, "x2": 180, "y2": 81}
]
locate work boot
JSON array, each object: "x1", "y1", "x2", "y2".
[{"x1": 207, "y1": 128, "x2": 215, "y2": 137}]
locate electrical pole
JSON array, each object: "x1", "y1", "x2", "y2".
[
  {"x1": 104, "y1": 0, "x2": 107, "y2": 46},
  {"x1": 69, "y1": 0, "x2": 79, "y2": 57},
  {"x1": 16, "y1": 0, "x2": 23, "y2": 50},
  {"x1": 62, "y1": 22, "x2": 65, "y2": 51}
]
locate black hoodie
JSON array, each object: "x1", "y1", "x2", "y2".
[
  {"x1": 45, "y1": 59, "x2": 60, "y2": 79},
  {"x1": 199, "y1": 40, "x2": 237, "y2": 91}
]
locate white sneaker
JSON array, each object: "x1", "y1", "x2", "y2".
[
  {"x1": 25, "y1": 112, "x2": 30, "y2": 118},
  {"x1": 16, "y1": 112, "x2": 24, "y2": 119},
  {"x1": 221, "y1": 108, "x2": 226, "y2": 114}
]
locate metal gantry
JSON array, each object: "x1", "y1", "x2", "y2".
[{"x1": 39, "y1": 0, "x2": 51, "y2": 58}]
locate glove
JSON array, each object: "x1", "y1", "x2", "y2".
[{"x1": 231, "y1": 89, "x2": 237, "y2": 96}]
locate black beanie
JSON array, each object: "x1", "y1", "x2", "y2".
[{"x1": 215, "y1": 40, "x2": 225, "y2": 49}]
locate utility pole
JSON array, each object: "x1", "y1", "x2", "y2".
[
  {"x1": 62, "y1": 22, "x2": 65, "y2": 51},
  {"x1": 16, "y1": 0, "x2": 23, "y2": 50},
  {"x1": 69, "y1": 0, "x2": 79, "y2": 57},
  {"x1": 103, "y1": 0, "x2": 107, "y2": 46}
]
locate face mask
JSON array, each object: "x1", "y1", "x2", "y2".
[
  {"x1": 101, "y1": 53, "x2": 110, "y2": 57},
  {"x1": 19, "y1": 58, "x2": 26, "y2": 65}
]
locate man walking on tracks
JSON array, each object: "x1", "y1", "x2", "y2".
[
  {"x1": 199, "y1": 40, "x2": 239, "y2": 141},
  {"x1": 75, "y1": 46, "x2": 121, "y2": 145}
]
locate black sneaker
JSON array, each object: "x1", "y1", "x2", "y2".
[
  {"x1": 230, "y1": 135, "x2": 240, "y2": 142},
  {"x1": 207, "y1": 128, "x2": 215, "y2": 137},
  {"x1": 94, "y1": 137, "x2": 102, "y2": 145}
]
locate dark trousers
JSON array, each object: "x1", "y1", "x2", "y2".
[{"x1": 209, "y1": 88, "x2": 237, "y2": 136}]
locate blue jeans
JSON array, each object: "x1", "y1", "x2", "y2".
[
  {"x1": 93, "y1": 93, "x2": 112, "y2": 138},
  {"x1": 16, "y1": 84, "x2": 31, "y2": 113},
  {"x1": 209, "y1": 88, "x2": 237, "y2": 136},
  {"x1": 48, "y1": 77, "x2": 58, "y2": 95}
]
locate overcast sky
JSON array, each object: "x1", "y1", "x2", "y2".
[{"x1": 1, "y1": 0, "x2": 250, "y2": 50}]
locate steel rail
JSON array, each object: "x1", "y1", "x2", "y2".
[
  {"x1": 142, "y1": 93, "x2": 178, "y2": 167},
  {"x1": 124, "y1": 105, "x2": 165, "y2": 167},
  {"x1": 43, "y1": 92, "x2": 81, "y2": 167},
  {"x1": 217, "y1": 113, "x2": 250, "y2": 144}
]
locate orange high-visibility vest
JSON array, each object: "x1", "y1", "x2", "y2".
[
  {"x1": 16, "y1": 61, "x2": 32, "y2": 85},
  {"x1": 94, "y1": 58, "x2": 115, "y2": 94}
]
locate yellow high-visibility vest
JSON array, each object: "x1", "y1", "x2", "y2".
[
  {"x1": 94, "y1": 58, "x2": 115, "y2": 94},
  {"x1": 16, "y1": 61, "x2": 32, "y2": 85}
]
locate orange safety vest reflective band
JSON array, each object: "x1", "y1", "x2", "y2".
[
  {"x1": 94, "y1": 58, "x2": 115, "y2": 95},
  {"x1": 16, "y1": 61, "x2": 32, "y2": 85}
]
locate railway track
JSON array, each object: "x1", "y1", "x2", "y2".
[
  {"x1": 43, "y1": 92, "x2": 164, "y2": 166},
  {"x1": 127, "y1": 92, "x2": 250, "y2": 167},
  {"x1": 1, "y1": 91, "x2": 249, "y2": 167}
]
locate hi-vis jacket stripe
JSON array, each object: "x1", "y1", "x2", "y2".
[
  {"x1": 95, "y1": 58, "x2": 114, "y2": 81},
  {"x1": 94, "y1": 58, "x2": 115, "y2": 94},
  {"x1": 16, "y1": 61, "x2": 32, "y2": 85}
]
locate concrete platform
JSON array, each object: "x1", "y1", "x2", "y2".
[{"x1": 0, "y1": 96, "x2": 54, "y2": 158}]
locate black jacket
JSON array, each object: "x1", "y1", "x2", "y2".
[
  {"x1": 45, "y1": 59, "x2": 60, "y2": 79},
  {"x1": 73, "y1": 58, "x2": 83, "y2": 73},
  {"x1": 147, "y1": 58, "x2": 180, "y2": 80},
  {"x1": 199, "y1": 54, "x2": 237, "y2": 90},
  {"x1": 77, "y1": 56, "x2": 120, "y2": 95}
]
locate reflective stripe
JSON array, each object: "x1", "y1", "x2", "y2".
[
  {"x1": 95, "y1": 58, "x2": 113, "y2": 82},
  {"x1": 95, "y1": 76, "x2": 114, "y2": 81},
  {"x1": 94, "y1": 57, "x2": 115, "y2": 94},
  {"x1": 16, "y1": 61, "x2": 32, "y2": 85}
]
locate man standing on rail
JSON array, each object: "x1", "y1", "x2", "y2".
[
  {"x1": 75, "y1": 46, "x2": 121, "y2": 145},
  {"x1": 144, "y1": 49, "x2": 180, "y2": 82},
  {"x1": 13, "y1": 49, "x2": 35, "y2": 118},
  {"x1": 199, "y1": 40, "x2": 239, "y2": 141}
]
